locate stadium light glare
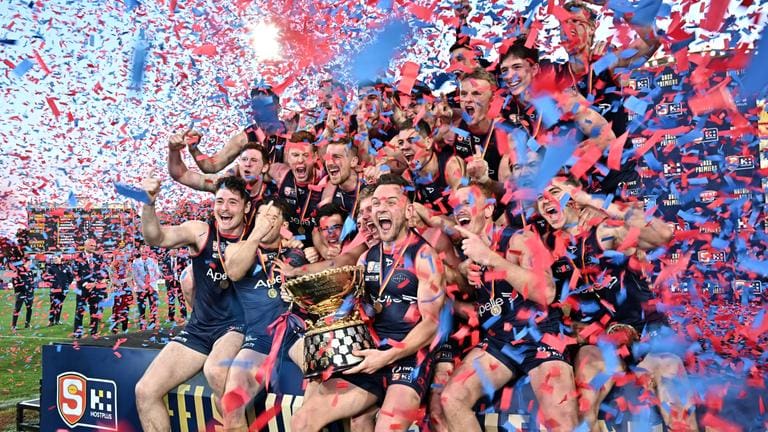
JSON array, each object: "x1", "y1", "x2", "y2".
[{"x1": 247, "y1": 22, "x2": 282, "y2": 60}]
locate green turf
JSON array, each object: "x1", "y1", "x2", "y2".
[{"x1": 0, "y1": 287, "x2": 177, "y2": 403}]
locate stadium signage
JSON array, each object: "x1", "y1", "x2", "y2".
[{"x1": 57, "y1": 372, "x2": 118, "y2": 430}]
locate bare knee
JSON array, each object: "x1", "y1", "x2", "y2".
[
  {"x1": 135, "y1": 375, "x2": 160, "y2": 407},
  {"x1": 440, "y1": 379, "x2": 475, "y2": 412},
  {"x1": 652, "y1": 354, "x2": 685, "y2": 379},
  {"x1": 291, "y1": 405, "x2": 321, "y2": 432},
  {"x1": 574, "y1": 346, "x2": 605, "y2": 381},
  {"x1": 204, "y1": 361, "x2": 228, "y2": 397},
  {"x1": 350, "y1": 410, "x2": 376, "y2": 432}
]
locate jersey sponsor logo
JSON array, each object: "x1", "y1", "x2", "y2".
[
  {"x1": 283, "y1": 186, "x2": 296, "y2": 197},
  {"x1": 390, "y1": 364, "x2": 417, "y2": 383},
  {"x1": 206, "y1": 268, "x2": 228, "y2": 282},
  {"x1": 253, "y1": 275, "x2": 283, "y2": 289},
  {"x1": 377, "y1": 294, "x2": 418, "y2": 304},
  {"x1": 211, "y1": 241, "x2": 228, "y2": 259},
  {"x1": 596, "y1": 102, "x2": 613, "y2": 116},
  {"x1": 366, "y1": 261, "x2": 380, "y2": 274},
  {"x1": 57, "y1": 372, "x2": 118, "y2": 430},
  {"x1": 478, "y1": 297, "x2": 504, "y2": 317}
]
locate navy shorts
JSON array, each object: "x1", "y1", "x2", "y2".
[
  {"x1": 172, "y1": 321, "x2": 244, "y2": 356},
  {"x1": 242, "y1": 322, "x2": 304, "y2": 355},
  {"x1": 242, "y1": 315, "x2": 306, "y2": 354},
  {"x1": 341, "y1": 352, "x2": 434, "y2": 404},
  {"x1": 479, "y1": 334, "x2": 568, "y2": 376},
  {"x1": 433, "y1": 337, "x2": 472, "y2": 364}
]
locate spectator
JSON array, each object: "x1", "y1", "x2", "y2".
[
  {"x1": 46, "y1": 255, "x2": 73, "y2": 326},
  {"x1": 131, "y1": 245, "x2": 161, "y2": 331},
  {"x1": 159, "y1": 249, "x2": 188, "y2": 323},
  {"x1": 73, "y1": 238, "x2": 109, "y2": 337}
]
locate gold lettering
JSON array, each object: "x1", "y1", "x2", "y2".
[
  {"x1": 280, "y1": 395, "x2": 296, "y2": 432},
  {"x1": 176, "y1": 384, "x2": 192, "y2": 432},
  {"x1": 264, "y1": 393, "x2": 280, "y2": 432}
]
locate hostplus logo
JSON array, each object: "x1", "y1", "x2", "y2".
[{"x1": 57, "y1": 372, "x2": 118, "y2": 430}]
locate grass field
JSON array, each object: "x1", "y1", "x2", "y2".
[{"x1": 0, "y1": 286, "x2": 178, "y2": 430}]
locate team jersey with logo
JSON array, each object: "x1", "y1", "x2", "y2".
[
  {"x1": 189, "y1": 221, "x2": 245, "y2": 328},
  {"x1": 462, "y1": 227, "x2": 561, "y2": 337},
  {"x1": 362, "y1": 234, "x2": 428, "y2": 342},
  {"x1": 277, "y1": 171, "x2": 323, "y2": 244},
  {"x1": 235, "y1": 246, "x2": 307, "y2": 331},
  {"x1": 414, "y1": 150, "x2": 455, "y2": 215}
]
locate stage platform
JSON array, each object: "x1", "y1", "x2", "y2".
[{"x1": 38, "y1": 328, "x2": 766, "y2": 431}]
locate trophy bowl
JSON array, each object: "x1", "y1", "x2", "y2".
[{"x1": 283, "y1": 266, "x2": 374, "y2": 378}]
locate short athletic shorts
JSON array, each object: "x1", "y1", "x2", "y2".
[
  {"x1": 341, "y1": 352, "x2": 434, "y2": 404},
  {"x1": 478, "y1": 334, "x2": 568, "y2": 375},
  {"x1": 241, "y1": 317, "x2": 305, "y2": 355},
  {"x1": 172, "y1": 320, "x2": 244, "y2": 356}
]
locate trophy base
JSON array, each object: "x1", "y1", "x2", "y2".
[{"x1": 304, "y1": 320, "x2": 374, "y2": 378}]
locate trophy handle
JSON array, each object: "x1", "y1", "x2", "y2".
[{"x1": 351, "y1": 267, "x2": 364, "y2": 297}]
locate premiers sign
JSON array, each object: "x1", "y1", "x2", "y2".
[{"x1": 57, "y1": 372, "x2": 118, "y2": 430}]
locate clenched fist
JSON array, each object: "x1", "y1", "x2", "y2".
[{"x1": 141, "y1": 174, "x2": 161, "y2": 205}]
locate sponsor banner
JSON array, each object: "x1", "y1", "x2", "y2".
[
  {"x1": 57, "y1": 372, "x2": 118, "y2": 430},
  {"x1": 42, "y1": 343, "x2": 346, "y2": 432},
  {"x1": 733, "y1": 280, "x2": 763, "y2": 295}
]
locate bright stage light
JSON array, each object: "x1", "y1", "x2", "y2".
[{"x1": 247, "y1": 22, "x2": 282, "y2": 60}]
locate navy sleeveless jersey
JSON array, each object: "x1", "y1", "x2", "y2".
[
  {"x1": 362, "y1": 235, "x2": 428, "y2": 342},
  {"x1": 613, "y1": 269, "x2": 667, "y2": 331},
  {"x1": 235, "y1": 246, "x2": 307, "y2": 331},
  {"x1": 414, "y1": 151, "x2": 454, "y2": 215},
  {"x1": 189, "y1": 221, "x2": 245, "y2": 328},
  {"x1": 453, "y1": 120, "x2": 502, "y2": 181},
  {"x1": 462, "y1": 227, "x2": 561, "y2": 337},
  {"x1": 544, "y1": 61, "x2": 637, "y2": 193},
  {"x1": 332, "y1": 184, "x2": 358, "y2": 213},
  {"x1": 547, "y1": 228, "x2": 623, "y2": 325},
  {"x1": 277, "y1": 171, "x2": 323, "y2": 243}
]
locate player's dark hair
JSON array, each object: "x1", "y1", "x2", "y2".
[
  {"x1": 214, "y1": 176, "x2": 250, "y2": 202},
  {"x1": 241, "y1": 142, "x2": 269, "y2": 164},
  {"x1": 255, "y1": 197, "x2": 293, "y2": 221},
  {"x1": 316, "y1": 203, "x2": 348, "y2": 222}
]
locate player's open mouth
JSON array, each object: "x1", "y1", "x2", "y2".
[
  {"x1": 377, "y1": 214, "x2": 393, "y2": 231},
  {"x1": 295, "y1": 166, "x2": 307, "y2": 176},
  {"x1": 327, "y1": 166, "x2": 340, "y2": 176},
  {"x1": 456, "y1": 214, "x2": 471, "y2": 226}
]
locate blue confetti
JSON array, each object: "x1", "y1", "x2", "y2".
[
  {"x1": 592, "y1": 52, "x2": 618, "y2": 75},
  {"x1": 350, "y1": 20, "x2": 410, "y2": 83},
  {"x1": 623, "y1": 96, "x2": 648, "y2": 115},
  {"x1": 12, "y1": 59, "x2": 34, "y2": 78},
  {"x1": 530, "y1": 96, "x2": 561, "y2": 128},
  {"x1": 130, "y1": 30, "x2": 150, "y2": 91},
  {"x1": 114, "y1": 182, "x2": 151, "y2": 204},
  {"x1": 742, "y1": 25, "x2": 768, "y2": 95}
]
